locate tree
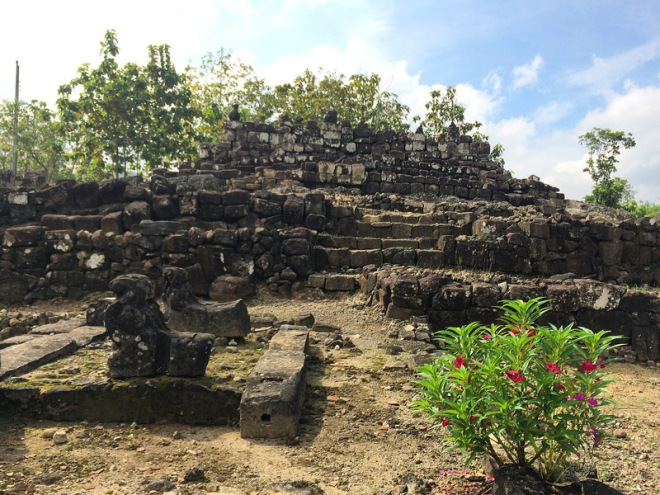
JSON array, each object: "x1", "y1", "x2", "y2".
[
  {"x1": 584, "y1": 176, "x2": 633, "y2": 208},
  {"x1": 0, "y1": 99, "x2": 68, "y2": 181},
  {"x1": 139, "y1": 44, "x2": 198, "y2": 167},
  {"x1": 489, "y1": 143, "x2": 506, "y2": 167},
  {"x1": 579, "y1": 127, "x2": 636, "y2": 208},
  {"x1": 57, "y1": 30, "x2": 198, "y2": 180},
  {"x1": 620, "y1": 199, "x2": 660, "y2": 218},
  {"x1": 268, "y1": 69, "x2": 411, "y2": 131},
  {"x1": 185, "y1": 49, "x2": 271, "y2": 141},
  {"x1": 415, "y1": 86, "x2": 483, "y2": 138},
  {"x1": 415, "y1": 86, "x2": 505, "y2": 165}
]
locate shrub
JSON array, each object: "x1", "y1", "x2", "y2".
[{"x1": 412, "y1": 298, "x2": 623, "y2": 481}]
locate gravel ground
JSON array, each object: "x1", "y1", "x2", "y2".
[{"x1": 1, "y1": 290, "x2": 659, "y2": 494}]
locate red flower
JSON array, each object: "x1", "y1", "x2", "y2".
[
  {"x1": 454, "y1": 355, "x2": 465, "y2": 369},
  {"x1": 442, "y1": 418, "x2": 450, "y2": 427},
  {"x1": 545, "y1": 363, "x2": 562, "y2": 375},
  {"x1": 471, "y1": 415, "x2": 477, "y2": 421},
  {"x1": 556, "y1": 383, "x2": 565, "y2": 391},
  {"x1": 580, "y1": 360, "x2": 598, "y2": 373},
  {"x1": 506, "y1": 369, "x2": 525, "y2": 383},
  {"x1": 510, "y1": 327, "x2": 519, "y2": 335}
]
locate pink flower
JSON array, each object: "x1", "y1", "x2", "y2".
[
  {"x1": 483, "y1": 335, "x2": 491, "y2": 340},
  {"x1": 442, "y1": 418, "x2": 450, "y2": 427},
  {"x1": 580, "y1": 360, "x2": 598, "y2": 373},
  {"x1": 454, "y1": 355, "x2": 465, "y2": 369},
  {"x1": 592, "y1": 427, "x2": 601, "y2": 444},
  {"x1": 588, "y1": 397, "x2": 598, "y2": 406},
  {"x1": 573, "y1": 393, "x2": 586, "y2": 401},
  {"x1": 506, "y1": 370, "x2": 525, "y2": 383},
  {"x1": 545, "y1": 363, "x2": 562, "y2": 375}
]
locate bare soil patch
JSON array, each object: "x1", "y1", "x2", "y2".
[{"x1": 1, "y1": 291, "x2": 659, "y2": 494}]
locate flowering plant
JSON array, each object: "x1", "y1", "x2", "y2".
[{"x1": 412, "y1": 298, "x2": 623, "y2": 481}]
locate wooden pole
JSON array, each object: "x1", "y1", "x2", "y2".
[{"x1": 11, "y1": 60, "x2": 19, "y2": 179}]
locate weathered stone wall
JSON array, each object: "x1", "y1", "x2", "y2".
[
  {"x1": 1, "y1": 118, "x2": 659, "y2": 363},
  {"x1": 193, "y1": 118, "x2": 563, "y2": 205},
  {"x1": 2, "y1": 187, "x2": 659, "y2": 304},
  {"x1": 360, "y1": 266, "x2": 660, "y2": 364}
]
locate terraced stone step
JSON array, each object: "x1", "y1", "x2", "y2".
[
  {"x1": 317, "y1": 233, "x2": 437, "y2": 250},
  {"x1": 360, "y1": 211, "x2": 474, "y2": 225},
  {"x1": 312, "y1": 246, "x2": 448, "y2": 270},
  {"x1": 355, "y1": 221, "x2": 470, "y2": 239}
]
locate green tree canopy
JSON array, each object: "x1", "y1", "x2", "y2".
[
  {"x1": 0, "y1": 99, "x2": 67, "y2": 182},
  {"x1": 57, "y1": 29, "x2": 198, "y2": 180},
  {"x1": 185, "y1": 49, "x2": 271, "y2": 141},
  {"x1": 579, "y1": 127, "x2": 636, "y2": 208},
  {"x1": 267, "y1": 70, "x2": 411, "y2": 131},
  {"x1": 415, "y1": 86, "x2": 484, "y2": 138},
  {"x1": 621, "y1": 199, "x2": 660, "y2": 218}
]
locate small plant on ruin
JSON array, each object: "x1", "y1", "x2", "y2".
[{"x1": 412, "y1": 298, "x2": 623, "y2": 481}]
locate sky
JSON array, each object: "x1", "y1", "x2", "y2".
[{"x1": 1, "y1": 0, "x2": 659, "y2": 203}]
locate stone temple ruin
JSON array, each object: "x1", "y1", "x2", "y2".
[{"x1": 1, "y1": 114, "x2": 659, "y2": 438}]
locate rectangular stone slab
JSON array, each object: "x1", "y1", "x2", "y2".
[
  {"x1": 0, "y1": 326, "x2": 106, "y2": 380},
  {"x1": 165, "y1": 300, "x2": 250, "y2": 338},
  {"x1": 240, "y1": 325, "x2": 309, "y2": 439},
  {"x1": 0, "y1": 334, "x2": 78, "y2": 380},
  {"x1": 29, "y1": 315, "x2": 86, "y2": 335}
]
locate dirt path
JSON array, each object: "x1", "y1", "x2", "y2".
[{"x1": 1, "y1": 292, "x2": 659, "y2": 494}]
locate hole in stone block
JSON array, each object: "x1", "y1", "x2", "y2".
[{"x1": 261, "y1": 413, "x2": 271, "y2": 422}]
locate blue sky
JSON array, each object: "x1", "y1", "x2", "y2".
[{"x1": 2, "y1": 0, "x2": 659, "y2": 203}]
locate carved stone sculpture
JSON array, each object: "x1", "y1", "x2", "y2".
[
  {"x1": 162, "y1": 267, "x2": 250, "y2": 338},
  {"x1": 105, "y1": 274, "x2": 214, "y2": 378}
]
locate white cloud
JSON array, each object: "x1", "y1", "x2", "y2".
[
  {"x1": 512, "y1": 54, "x2": 544, "y2": 89},
  {"x1": 0, "y1": 0, "x2": 220, "y2": 103},
  {"x1": 486, "y1": 84, "x2": 660, "y2": 202},
  {"x1": 533, "y1": 101, "x2": 572, "y2": 125},
  {"x1": 565, "y1": 39, "x2": 660, "y2": 94},
  {"x1": 258, "y1": 36, "x2": 370, "y2": 85},
  {"x1": 482, "y1": 70, "x2": 503, "y2": 94},
  {"x1": 577, "y1": 84, "x2": 660, "y2": 202}
]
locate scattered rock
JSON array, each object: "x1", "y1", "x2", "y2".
[
  {"x1": 183, "y1": 466, "x2": 206, "y2": 482},
  {"x1": 311, "y1": 321, "x2": 341, "y2": 333},
  {"x1": 41, "y1": 427, "x2": 58, "y2": 439},
  {"x1": 614, "y1": 429, "x2": 628, "y2": 439},
  {"x1": 386, "y1": 345, "x2": 404, "y2": 355},
  {"x1": 34, "y1": 472, "x2": 61, "y2": 485},
  {"x1": 52, "y1": 429, "x2": 68, "y2": 445},
  {"x1": 294, "y1": 313, "x2": 315, "y2": 328},
  {"x1": 144, "y1": 478, "x2": 175, "y2": 492},
  {"x1": 207, "y1": 488, "x2": 247, "y2": 495},
  {"x1": 393, "y1": 474, "x2": 432, "y2": 494},
  {"x1": 262, "y1": 480, "x2": 322, "y2": 494}
]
